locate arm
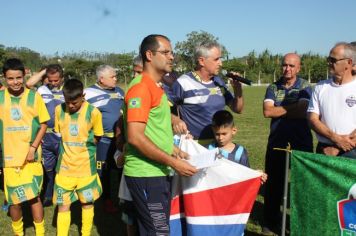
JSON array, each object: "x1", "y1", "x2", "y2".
[
  {"x1": 26, "y1": 69, "x2": 46, "y2": 89},
  {"x1": 127, "y1": 121, "x2": 197, "y2": 176},
  {"x1": 227, "y1": 77, "x2": 244, "y2": 113},
  {"x1": 26, "y1": 123, "x2": 48, "y2": 162},
  {"x1": 308, "y1": 112, "x2": 354, "y2": 151},
  {"x1": 263, "y1": 100, "x2": 309, "y2": 119}
]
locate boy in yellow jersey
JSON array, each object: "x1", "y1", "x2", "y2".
[
  {"x1": 0, "y1": 58, "x2": 50, "y2": 236},
  {"x1": 53, "y1": 78, "x2": 103, "y2": 236}
]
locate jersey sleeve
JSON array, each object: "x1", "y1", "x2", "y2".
[
  {"x1": 36, "y1": 93, "x2": 50, "y2": 123},
  {"x1": 307, "y1": 84, "x2": 320, "y2": 115},
  {"x1": 125, "y1": 83, "x2": 151, "y2": 123},
  {"x1": 239, "y1": 147, "x2": 250, "y2": 168},
  {"x1": 264, "y1": 84, "x2": 276, "y2": 104},
  {"x1": 92, "y1": 108, "x2": 104, "y2": 136}
]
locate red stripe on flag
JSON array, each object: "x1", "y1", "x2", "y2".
[{"x1": 182, "y1": 177, "x2": 261, "y2": 216}]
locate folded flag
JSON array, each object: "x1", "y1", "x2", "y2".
[{"x1": 170, "y1": 138, "x2": 261, "y2": 236}]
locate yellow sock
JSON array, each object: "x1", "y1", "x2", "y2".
[
  {"x1": 57, "y1": 211, "x2": 71, "y2": 236},
  {"x1": 12, "y1": 217, "x2": 24, "y2": 236},
  {"x1": 81, "y1": 207, "x2": 94, "y2": 236},
  {"x1": 33, "y1": 219, "x2": 45, "y2": 236}
]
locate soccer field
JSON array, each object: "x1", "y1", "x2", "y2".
[{"x1": 0, "y1": 86, "x2": 274, "y2": 236}]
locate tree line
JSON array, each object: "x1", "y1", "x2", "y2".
[{"x1": 0, "y1": 31, "x2": 329, "y2": 85}]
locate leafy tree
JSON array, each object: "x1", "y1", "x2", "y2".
[{"x1": 174, "y1": 31, "x2": 228, "y2": 72}]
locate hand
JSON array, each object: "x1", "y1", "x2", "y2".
[
  {"x1": 331, "y1": 134, "x2": 355, "y2": 152},
  {"x1": 26, "y1": 146, "x2": 36, "y2": 162},
  {"x1": 228, "y1": 72, "x2": 243, "y2": 89},
  {"x1": 172, "y1": 146, "x2": 190, "y2": 160},
  {"x1": 172, "y1": 158, "x2": 197, "y2": 177},
  {"x1": 322, "y1": 146, "x2": 340, "y2": 156},
  {"x1": 172, "y1": 117, "x2": 188, "y2": 135},
  {"x1": 257, "y1": 170, "x2": 268, "y2": 184}
]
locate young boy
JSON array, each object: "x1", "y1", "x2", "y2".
[
  {"x1": 53, "y1": 79, "x2": 104, "y2": 236},
  {"x1": 0, "y1": 58, "x2": 50, "y2": 236},
  {"x1": 208, "y1": 110, "x2": 267, "y2": 182}
]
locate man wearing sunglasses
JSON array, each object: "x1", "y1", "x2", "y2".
[
  {"x1": 308, "y1": 42, "x2": 356, "y2": 158},
  {"x1": 262, "y1": 53, "x2": 313, "y2": 234}
]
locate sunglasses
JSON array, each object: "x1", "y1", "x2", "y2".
[{"x1": 327, "y1": 56, "x2": 350, "y2": 64}]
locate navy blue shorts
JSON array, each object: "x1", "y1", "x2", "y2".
[{"x1": 125, "y1": 176, "x2": 171, "y2": 236}]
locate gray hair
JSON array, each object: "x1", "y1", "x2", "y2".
[
  {"x1": 96, "y1": 65, "x2": 115, "y2": 82},
  {"x1": 349, "y1": 42, "x2": 356, "y2": 66},
  {"x1": 133, "y1": 55, "x2": 143, "y2": 67},
  {"x1": 331, "y1": 42, "x2": 354, "y2": 62},
  {"x1": 194, "y1": 40, "x2": 221, "y2": 66}
]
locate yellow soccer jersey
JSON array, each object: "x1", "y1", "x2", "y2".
[
  {"x1": 54, "y1": 101, "x2": 103, "y2": 177},
  {"x1": 0, "y1": 88, "x2": 50, "y2": 167}
]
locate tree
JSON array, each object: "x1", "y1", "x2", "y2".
[{"x1": 174, "y1": 30, "x2": 228, "y2": 72}]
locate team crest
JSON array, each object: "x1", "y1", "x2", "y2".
[
  {"x1": 11, "y1": 107, "x2": 22, "y2": 121},
  {"x1": 69, "y1": 124, "x2": 79, "y2": 136},
  {"x1": 345, "y1": 95, "x2": 356, "y2": 107},
  {"x1": 337, "y1": 183, "x2": 356, "y2": 235},
  {"x1": 82, "y1": 189, "x2": 94, "y2": 202}
]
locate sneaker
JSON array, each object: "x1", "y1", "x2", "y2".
[
  {"x1": 43, "y1": 198, "x2": 53, "y2": 207},
  {"x1": 104, "y1": 199, "x2": 118, "y2": 213}
]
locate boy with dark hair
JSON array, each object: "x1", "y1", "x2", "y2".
[
  {"x1": 0, "y1": 58, "x2": 50, "y2": 236},
  {"x1": 53, "y1": 78, "x2": 104, "y2": 236},
  {"x1": 208, "y1": 110, "x2": 267, "y2": 182}
]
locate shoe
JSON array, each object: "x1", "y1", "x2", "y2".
[
  {"x1": 104, "y1": 199, "x2": 118, "y2": 213},
  {"x1": 262, "y1": 227, "x2": 276, "y2": 236},
  {"x1": 43, "y1": 198, "x2": 53, "y2": 207}
]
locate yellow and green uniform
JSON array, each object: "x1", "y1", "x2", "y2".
[
  {"x1": 0, "y1": 88, "x2": 50, "y2": 204},
  {"x1": 54, "y1": 101, "x2": 103, "y2": 177},
  {"x1": 53, "y1": 101, "x2": 104, "y2": 205}
]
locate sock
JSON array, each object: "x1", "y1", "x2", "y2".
[
  {"x1": 81, "y1": 207, "x2": 94, "y2": 236},
  {"x1": 33, "y1": 219, "x2": 45, "y2": 236},
  {"x1": 12, "y1": 217, "x2": 24, "y2": 236},
  {"x1": 57, "y1": 211, "x2": 71, "y2": 236}
]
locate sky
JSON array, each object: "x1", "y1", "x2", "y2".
[{"x1": 1, "y1": 0, "x2": 356, "y2": 58}]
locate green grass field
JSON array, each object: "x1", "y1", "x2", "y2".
[{"x1": 0, "y1": 86, "x2": 277, "y2": 236}]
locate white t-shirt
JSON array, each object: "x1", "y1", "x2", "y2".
[{"x1": 308, "y1": 78, "x2": 356, "y2": 144}]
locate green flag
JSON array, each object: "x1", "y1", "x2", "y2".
[{"x1": 291, "y1": 150, "x2": 356, "y2": 236}]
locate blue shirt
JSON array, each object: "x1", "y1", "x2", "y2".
[
  {"x1": 37, "y1": 85, "x2": 64, "y2": 143},
  {"x1": 207, "y1": 142, "x2": 249, "y2": 167},
  {"x1": 264, "y1": 77, "x2": 313, "y2": 149},
  {"x1": 85, "y1": 84, "x2": 124, "y2": 139},
  {"x1": 169, "y1": 72, "x2": 234, "y2": 140}
]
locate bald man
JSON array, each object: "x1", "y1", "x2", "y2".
[{"x1": 262, "y1": 53, "x2": 313, "y2": 234}]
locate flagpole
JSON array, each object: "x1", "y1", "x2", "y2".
[{"x1": 281, "y1": 143, "x2": 291, "y2": 236}]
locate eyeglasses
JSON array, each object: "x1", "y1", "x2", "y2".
[
  {"x1": 152, "y1": 50, "x2": 174, "y2": 57},
  {"x1": 327, "y1": 56, "x2": 350, "y2": 64}
]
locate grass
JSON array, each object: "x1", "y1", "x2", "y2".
[{"x1": 0, "y1": 85, "x2": 278, "y2": 235}]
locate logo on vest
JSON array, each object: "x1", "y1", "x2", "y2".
[
  {"x1": 69, "y1": 124, "x2": 79, "y2": 136},
  {"x1": 338, "y1": 183, "x2": 356, "y2": 235},
  {"x1": 11, "y1": 107, "x2": 22, "y2": 121},
  {"x1": 346, "y1": 95, "x2": 356, "y2": 107}
]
